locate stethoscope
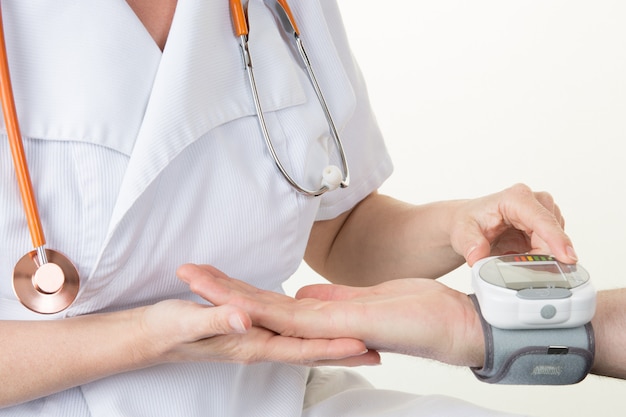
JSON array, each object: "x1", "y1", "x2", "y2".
[
  {"x1": 230, "y1": 0, "x2": 350, "y2": 196},
  {"x1": 0, "y1": 6, "x2": 80, "y2": 314},
  {"x1": 0, "y1": 0, "x2": 350, "y2": 314}
]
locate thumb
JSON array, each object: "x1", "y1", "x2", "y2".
[
  {"x1": 188, "y1": 304, "x2": 251, "y2": 337},
  {"x1": 451, "y1": 223, "x2": 492, "y2": 267}
]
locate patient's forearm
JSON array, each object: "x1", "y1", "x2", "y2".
[{"x1": 590, "y1": 289, "x2": 626, "y2": 379}]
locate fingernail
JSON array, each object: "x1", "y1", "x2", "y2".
[
  {"x1": 465, "y1": 245, "x2": 479, "y2": 263},
  {"x1": 566, "y1": 246, "x2": 578, "y2": 263},
  {"x1": 229, "y1": 314, "x2": 247, "y2": 334}
]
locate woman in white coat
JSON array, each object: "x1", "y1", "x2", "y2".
[{"x1": 0, "y1": 0, "x2": 576, "y2": 415}]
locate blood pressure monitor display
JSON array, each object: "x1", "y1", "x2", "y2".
[
  {"x1": 472, "y1": 255, "x2": 596, "y2": 329},
  {"x1": 496, "y1": 259, "x2": 568, "y2": 289},
  {"x1": 480, "y1": 255, "x2": 586, "y2": 290}
]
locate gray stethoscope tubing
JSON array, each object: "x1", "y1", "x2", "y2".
[{"x1": 232, "y1": 0, "x2": 350, "y2": 197}]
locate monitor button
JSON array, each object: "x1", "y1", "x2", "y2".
[{"x1": 541, "y1": 304, "x2": 558, "y2": 319}]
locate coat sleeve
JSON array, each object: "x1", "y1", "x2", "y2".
[{"x1": 291, "y1": 0, "x2": 394, "y2": 220}]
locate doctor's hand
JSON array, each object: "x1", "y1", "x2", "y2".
[
  {"x1": 179, "y1": 264, "x2": 485, "y2": 368},
  {"x1": 306, "y1": 183, "x2": 577, "y2": 286},
  {"x1": 134, "y1": 297, "x2": 376, "y2": 367},
  {"x1": 447, "y1": 183, "x2": 576, "y2": 266}
]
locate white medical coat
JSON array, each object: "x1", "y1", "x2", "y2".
[{"x1": 0, "y1": 1, "x2": 523, "y2": 416}]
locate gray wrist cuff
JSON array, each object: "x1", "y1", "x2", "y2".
[{"x1": 469, "y1": 294, "x2": 594, "y2": 385}]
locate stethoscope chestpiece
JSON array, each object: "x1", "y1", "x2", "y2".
[{"x1": 13, "y1": 249, "x2": 79, "y2": 314}]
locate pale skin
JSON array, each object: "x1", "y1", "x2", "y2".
[
  {"x1": 0, "y1": 0, "x2": 583, "y2": 409},
  {"x1": 126, "y1": 0, "x2": 177, "y2": 51},
  {"x1": 181, "y1": 264, "x2": 626, "y2": 381}
]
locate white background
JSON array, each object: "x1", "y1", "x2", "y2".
[{"x1": 286, "y1": 1, "x2": 626, "y2": 416}]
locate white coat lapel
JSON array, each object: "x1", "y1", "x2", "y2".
[
  {"x1": 106, "y1": 0, "x2": 241, "y2": 232},
  {"x1": 105, "y1": 0, "x2": 313, "y2": 236},
  {"x1": 79, "y1": 0, "x2": 320, "y2": 307}
]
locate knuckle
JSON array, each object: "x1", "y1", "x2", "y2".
[{"x1": 507, "y1": 182, "x2": 533, "y2": 198}]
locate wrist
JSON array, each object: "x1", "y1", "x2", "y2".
[
  {"x1": 94, "y1": 307, "x2": 163, "y2": 371},
  {"x1": 130, "y1": 306, "x2": 167, "y2": 368}
]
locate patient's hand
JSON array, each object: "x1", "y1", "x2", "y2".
[{"x1": 178, "y1": 264, "x2": 485, "y2": 367}]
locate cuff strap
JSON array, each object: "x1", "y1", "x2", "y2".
[{"x1": 469, "y1": 294, "x2": 594, "y2": 385}]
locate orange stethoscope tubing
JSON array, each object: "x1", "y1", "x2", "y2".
[
  {"x1": 230, "y1": 0, "x2": 300, "y2": 37},
  {"x1": 0, "y1": 6, "x2": 80, "y2": 314},
  {"x1": 0, "y1": 7, "x2": 47, "y2": 252}
]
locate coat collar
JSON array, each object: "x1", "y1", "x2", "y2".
[{"x1": 106, "y1": 0, "x2": 311, "y2": 233}]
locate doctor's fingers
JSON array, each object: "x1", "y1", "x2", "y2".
[
  {"x1": 138, "y1": 300, "x2": 251, "y2": 353},
  {"x1": 140, "y1": 300, "x2": 368, "y2": 365},
  {"x1": 180, "y1": 327, "x2": 369, "y2": 366},
  {"x1": 180, "y1": 271, "x2": 367, "y2": 341},
  {"x1": 453, "y1": 184, "x2": 575, "y2": 265},
  {"x1": 534, "y1": 190, "x2": 563, "y2": 222},
  {"x1": 180, "y1": 263, "x2": 298, "y2": 309},
  {"x1": 180, "y1": 262, "x2": 372, "y2": 306},
  {"x1": 498, "y1": 185, "x2": 575, "y2": 262},
  {"x1": 309, "y1": 349, "x2": 381, "y2": 367},
  {"x1": 178, "y1": 265, "x2": 360, "y2": 338}
]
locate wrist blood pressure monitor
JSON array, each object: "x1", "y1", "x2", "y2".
[{"x1": 469, "y1": 254, "x2": 596, "y2": 385}]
